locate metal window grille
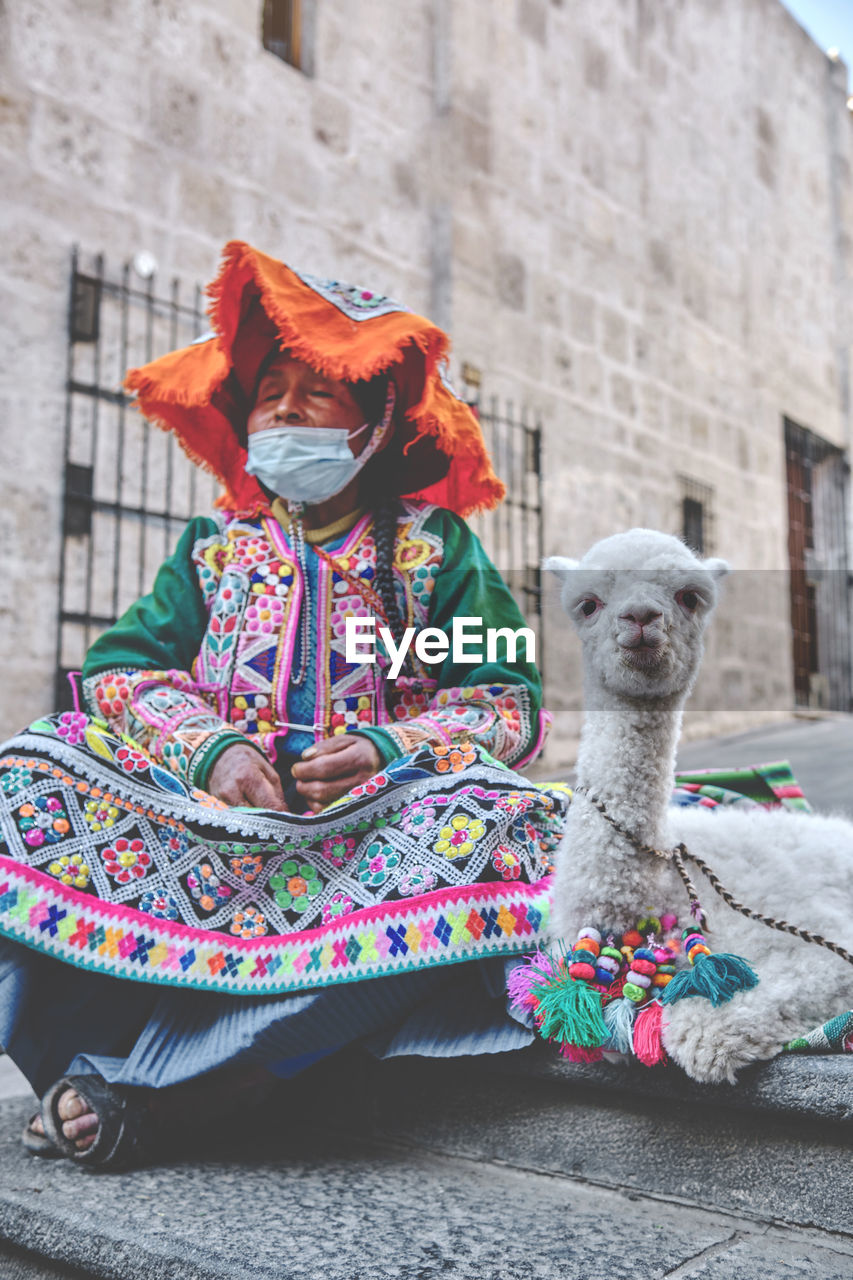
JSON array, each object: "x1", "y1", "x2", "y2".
[
  {"x1": 262, "y1": 0, "x2": 302, "y2": 69},
  {"x1": 682, "y1": 496, "x2": 704, "y2": 554},
  {"x1": 677, "y1": 475, "x2": 714, "y2": 555},
  {"x1": 55, "y1": 250, "x2": 221, "y2": 709},
  {"x1": 468, "y1": 396, "x2": 545, "y2": 676}
]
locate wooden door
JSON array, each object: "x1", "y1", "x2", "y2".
[{"x1": 784, "y1": 418, "x2": 852, "y2": 710}]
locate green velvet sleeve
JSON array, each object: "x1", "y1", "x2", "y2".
[
  {"x1": 80, "y1": 516, "x2": 258, "y2": 788},
  {"x1": 361, "y1": 507, "x2": 546, "y2": 767},
  {"x1": 421, "y1": 507, "x2": 542, "y2": 701}
]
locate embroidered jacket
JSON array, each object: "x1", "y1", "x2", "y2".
[{"x1": 82, "y1": 502, "x2": 547, "y2": 790}]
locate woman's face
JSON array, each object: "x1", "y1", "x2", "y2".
[{"x1": 247, "y1": 353, "x2": 368, "y2": 454}]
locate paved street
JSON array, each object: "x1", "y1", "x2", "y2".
[
  {"x1": 676, "y1": 713, "x2": 853, "y2": 818},
  {"x1": 532, "y1": 713, "x2": 853, "y2": 817},
  {"x1": 0, "y1": 1054, "x2": 33, "y2": 1105}
]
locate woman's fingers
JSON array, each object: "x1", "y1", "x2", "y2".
[
  {"x1": 207, "y1": 744, "x2": 288, "y2": 811},
  {"x1": 295, "y1": 774, "x2": 359, "y2": 803},
  {"x1": 242, "y1": 769, "x2": 289, "y2": 811},
  {"x1": 292, "y1": 743, "x2": 361, "y2": 782},
  {"x1": 209, "y1": 735, "x2": 381, "y2": 814},
  {"x1": 301, "y1": 735, "x2": 354, "y2": 758},
  {"x1": 292, "y1": 735, "x2": 381, "y2": 784},
  {"x1": 294, "y1": 736, "x2": 382, "y2": 809},
  {"x1": 291, "y1": 734, "x2": 359, "y2": 780}
]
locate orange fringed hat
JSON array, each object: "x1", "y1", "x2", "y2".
[{"x1": 124, "y1": 241, "x2": 505, "y2": 517}]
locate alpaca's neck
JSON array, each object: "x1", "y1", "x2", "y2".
[{"x1": 575, "y1": 683, "x2": 686, "y2": 847}]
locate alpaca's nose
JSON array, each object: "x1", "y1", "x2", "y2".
[{"x1": 619, "y1": 606, "x2": 662, "y2": 628}]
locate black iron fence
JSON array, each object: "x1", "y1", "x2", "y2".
[
  {"x1": 467, "y1": 397, "x2": 544, "y2": 669},
  {"x1": 55, "y1": 249, "x2": 221, "y2": 707},
  {"x1": 56, "y1": 251, "x2": 544, "y2": 705}
]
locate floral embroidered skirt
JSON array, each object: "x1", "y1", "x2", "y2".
[{"x1": 0, "y1": 713, "x2": 567, "y2": 1094}]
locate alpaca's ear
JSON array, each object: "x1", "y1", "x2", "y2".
[
  {"x1": 702, "y1": 557, "x2": 730, "y2": 579},
  {"x1": 542, "y1": 555, "x2": 580, "y2": 581}
]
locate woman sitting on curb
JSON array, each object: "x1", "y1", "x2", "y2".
[{"x1": 0, "y1": 242, "x2": 566, "y2": 1168}]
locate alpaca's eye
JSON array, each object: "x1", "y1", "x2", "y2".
[
  {"x1": 678, "y1": 589, "x2": 699, "y2": 612},
  {"x1": 580, "y1": 599, "x2": 598, "y2": 617}
]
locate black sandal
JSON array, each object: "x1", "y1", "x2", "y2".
[
  {"x1": 21, "y1": 1112, "x2": 64, "y2": 1159},
  {"x1": 40, "y1": 1074, "x2": 154, "y2": 1170}
]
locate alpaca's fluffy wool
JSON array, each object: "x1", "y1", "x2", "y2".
[{"x1": 548, "y1": 528, "x2": 853, "y2": 1083}]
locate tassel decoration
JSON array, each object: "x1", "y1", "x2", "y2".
[
  {"x1": 533, "y1": 963, "x2": 608, "y2": 1048},
  {"x1": 661, "y1": 928, "x2": 759, "y2": 1008},
  {"x1": 603, "y1": 996, "x2": 636, "y2": 1054},
  {"x1": 507, "y1": 950, "x2": 557, "y2": 1015},
  {"x1": 560, "y1": 1043, "x2": 604, "y2": 1063},
  {"x1": 506, "y1": 909, "x2": 738, "y2": 1067},
  {"x1": 632, "y1": 1001, "x2": 667, "y2": 1066}
]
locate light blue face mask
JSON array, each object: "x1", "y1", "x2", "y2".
[
  {"x1": 244, "y1": 384, "x2": 396, "y2": 505},
  {"x1": 244, "y1": 424, "x2": 369, "y2": 504}
]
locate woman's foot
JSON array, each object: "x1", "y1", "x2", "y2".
[
  {"x1": 29, "y1": 1087, "x2": 98, "y2": 1151},
  {"x1": 37, "y1": 1075, "x2": 149, "y2": 1168},
  {"x1": 28, "y1": 1064, "x2": 278, "y2": 1165}
]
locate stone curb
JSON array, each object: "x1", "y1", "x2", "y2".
[
  {"x1": 495, "y1": 1044, "x2": 853, "y2": 1124},
  {"x1": 2, "y1": 1093, "x2": 853, "y2": 1280}
]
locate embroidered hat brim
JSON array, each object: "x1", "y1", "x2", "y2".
[{"x1": 124, "y1": 241, "x2": 505, "y2": 516}]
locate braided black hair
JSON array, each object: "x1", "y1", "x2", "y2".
[{"x1": 373, "y1": 497, "x2": 415, "y2": 682}]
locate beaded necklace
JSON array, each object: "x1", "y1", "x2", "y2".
[{"x1": 287, "y1": 500, "x2": 312, "y2": 688}]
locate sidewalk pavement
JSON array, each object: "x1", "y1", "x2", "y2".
[
  {"x1": 0, "y1": 715, "x2": 850, "y2": 1279},
  {"x1": 0, "y1": 1052, "x2": 851, "y2": 1280}
]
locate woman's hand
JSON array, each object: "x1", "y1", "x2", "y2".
[
  {"x1": 207, "y1": 743, "x2": 288, "y2": 810},
  {"x1": 290, "y1": 735, "x2": 382, "y2": 813}
]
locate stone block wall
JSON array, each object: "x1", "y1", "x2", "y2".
[
  {"x1": 447, "y1": 0, "x2": 853, "y2": 761},
  {"x1": 0, "y1": 0, "x2": 439, "y2": 736},
  {"x1": 0, "y1": 0, "x2": 851, "y2": 765}
]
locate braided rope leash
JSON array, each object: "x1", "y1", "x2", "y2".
[
  {"x1": 574, "y1": 786, "x2": 853, "y2": 969},
  {"x1": 676, "y1": 843, "x2": 853, "y2": 968}
]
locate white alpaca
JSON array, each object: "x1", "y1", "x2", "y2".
[{"x1": 547, "y1": 529, "x2": 853, "y2": 1084}]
